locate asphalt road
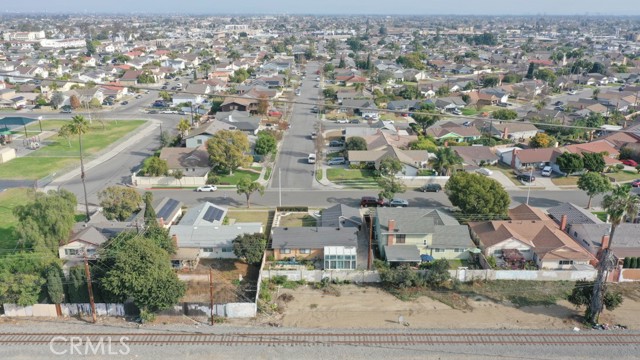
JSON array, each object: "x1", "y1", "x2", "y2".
[
  {"x1": 148, "y1": 188, "x2": 601, "y2": 210},
  {"x1": 269, "y1": 62, "x2": 321, "y2": 190}
]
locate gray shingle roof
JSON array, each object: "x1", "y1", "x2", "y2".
[
  {"x1": 431, "y1": 225, "x2": 474, "y2": 248},
  {"x1": 384, "y1": 245, "x2": 421, "y2": 262},
  {"x1": 377, "y1": 208, "x2": 459, "y2": 234},
  {"x1": 178, "y1": 202, "x2": 227, "y2": 227},
  {"x1": 547, "y1": 203, "x2": 603, "y2": 226},
  {"x1": 271, "y1": 227, "x2": 358, "y2": 249},
  {"x1": 320, "y1": 204, "x2": 362, "y2": 228},
  {"x1": 171, "y1": 223, "x2": 263, "y2": 248}
]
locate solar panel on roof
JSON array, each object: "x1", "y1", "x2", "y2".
[
  {"x1": 202, "y1": 206, "x2": 224, "y2": 223},
  {"x1": 157, "y1": 199, "x2": 179, "y2": 221}
]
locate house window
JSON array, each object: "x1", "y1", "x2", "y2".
[
  {"x1": 434, "y1": 248, "x2": 445, "y2": 253},
  {"x1": 559, "y1": 260, "x2": 574, "y2": 265},
  {"x1": 281, "y1": 248, "x2": 291, "y2": 254},
  {"x1": 221, "y1": 248, "x2": 232, "y2": 253},
  {"x1": 454, "y1": 248, "x2": 465, "y2": 253},
  {"x1": 396, "y1": 234, "x2": 406, "y2": 244},
  {"x1": 300, "y1": 249, "x2": 311, "y2": 254},
  {"x1": 64, "y1": 249, "x2": 79, "y2": 256},
  {"x1": 86, "y1": 249, "x2": 96, "y2": 256},
  {"x1": 197, "y1": 139, "x2": 203, "y2": 145},
  {"x1": 202, "y1": 248, "x2": 214, "y2": 253},
  {"x1": 423, "y1": 240, "x2": 428, "y2": 246}
]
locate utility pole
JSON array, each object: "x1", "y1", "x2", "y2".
[
  {"x1": 278, "y1": 168, "x2": 282, "y2": 207},
  {"x1": 209, "y1": 268, "x2": 214, "y2": 326},
  {"x1": 84, "y1": 255, "x2": 97, "y2": 324},
  {"x1": 526, "y1": 167, "x2": 533, "y2": 205},
  {"x1": 79, "y1": 131, "x2": 90, "y2": 222},
  {"x1": 368, "y1": 210, "x2": 373, "y2": 270}
]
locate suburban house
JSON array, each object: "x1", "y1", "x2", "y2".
[
  {"x1": 341, "y1": 99, "x2": 378, "y2": 118},
  {"x1": 58, "y1": 226, "x2": 108, "y2": 268},
  {"x1": 219, "y1": 96, "x2": 258, "y2": 113},
  {"x1": 159, "y1": 145, "x2": 210, "y2": 178},
  {"x1": 500, "y1": 147, "x2": 560, "y2": 170},
  {"x1": 562, "y1": 140, "x2": 621, "y2": 167},
  {"x1": 270, "y1": 227, "x2": 359, "y2": 270},
  {"x1": 347, "y1": 146, "x2": 429, "y2": 176},
  {"x1": 215, "y1": 111, "x2": 261, "y2": 135},
  {"x1": 320, "y1": 204, "x2": 363, "y2": 229},
  {"x1": 453, "y1": 146, "x2": 499, "y2": 168},
  {"x1": 152, "y1": 197, "x2": 184, "y2": 229},
  {"x1": 468, "y1": 204, "x2": 596, "y2": 270},
  {"x1": 426, "y1": 122, "x2": 482, "y2": 143},
  {"x1": 489, "y1": 122, "x2": 539, "y2": 141},
  {"x1": 184, "y1": 120, "x2": 238, "y2": 148},
  {"x1": 375, "y1": 208, "x2": 475, "y2": 265},
  {"x1": 169, "y1": 202, "x2": 263, "y2": 261}
]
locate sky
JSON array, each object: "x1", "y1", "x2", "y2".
[{"x1": 1, "y1": 0, "x2": 639, "y2": 16}]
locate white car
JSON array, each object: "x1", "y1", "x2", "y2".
[
  {"x1": 476, "y1": 168, "x2": 493, "y2": 176},
  {"x1": 336, "y1": 119, "x2": 348, "y2": 124},
  {"x1": 196, "y1": 185, "x2": 217, "y2": 192},
  {"x1": 541, "y1": 166, "x2": 552, "y2": 177}
]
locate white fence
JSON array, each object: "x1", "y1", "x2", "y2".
[
  {"x1": 131, "y1": 172, "x2": 207, "y2": 188},
  {"x1": 2, "y1": 303, "x2": 126, "y2": 317},
  {"x1": 449, "y1": 269, "x2": 597, "y2": 282},
  {"x1": 396, "y1": 175, "x2": 449, "y2": 187},
  {"x1": 261, "y1": 269, "x2": 380, "y2": 283},
  {"x1": 618, "y1": 269, "x2": 640, "y2": 282},
  {"x1": 158, "y1": 302, "x2": 256, "y2": 318}
]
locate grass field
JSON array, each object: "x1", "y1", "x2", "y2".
[
  {"x1": 0, "y1": 120, "x2": 145, "y2": 180},
  {"x1": 551, "y1": 176, "x2": 579, "y2": 186},
  {"x1": 215, "y1": 169, "x2": 260, "y2": 185},
  {"x1": 607, "y1": 170, "x2": 640, "y2": 182},
  {"x1": 326, "y1": 168, "x2": 379, "y2": 188},
  {"x1": 227, "y1": 210, "x2": 270, "y2": 224},
  {"x1": 0, "y1": 188, "x2": 32, "y2": 254},
  {"x1": 279, "y1": 212, "x2": 317, "y2": 227}
]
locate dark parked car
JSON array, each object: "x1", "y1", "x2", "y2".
[
  {"x1": 516, "y1": 173, "x2": 536, "y2": 183},
  {"x1": 360, "y1": 196, "x2": 384, "y2": 207},
  {"x1": 419, "y1": 183, "x2": 442, "y2": 192},
  {"x1": 329, "y1": 140, "x2": 344, "y2": 147},
  {"x1": 621, "y1": 159, "x2": 638, "y2": 167},
  {"x1": 349, "y1": 119, "x2": 360, "y2": 124}
]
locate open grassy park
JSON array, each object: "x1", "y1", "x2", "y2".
[{"x1": 0, "y1": 120, "x2": 145, "y2": 180}]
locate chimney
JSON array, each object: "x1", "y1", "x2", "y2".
[
  {"x1": 560, "y1": 214, "x2": 567, "y2": 232},
  {"x1": 503, "y1": 126, "x2": 509, "y2": 140},
  {"x1": 159, "y1": 217, "x2": 165, "y2": 227},
  {"x1": 387, "y1": 220, "x2": 396, "y2": 246},
  {"x1": 171, "y1": 234, "x2": 178, "y2": 249},
  {"x1": 510, "y1": 148, "x2": 518, "y2": 169},
  {"x1": 601, "y1": 235, "x2": 610, "y2": 250}
]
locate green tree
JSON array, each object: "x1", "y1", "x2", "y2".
[
  {"x1": 98, "y1": 186, "x2": 142, "y2": 221},
  {"x1": 323, "y1": 63, "x2": 335, "y2": 73},
  {"x1": 206, "y1": 130, "x2": 252, "y2": 175},
  {"x1": 345, "y1": 136, "x2": 367, "y2": 151},
  {"x1": 409, "y1": 137, "x2": 438, "y2": 152},
  {"x1": 172, "y1": 169, "x2": 184, "y2": 186},
  {"x1": 482, "y1": 76, "x2": 499, "y2": 88},
  {"x1": 424, "y1": 259, "x2": 451, "y2": 288},
  {"x1": 577, "y1": 172, "x2": 612, "y2": 209},
  {"x1": 236, "y1": 175, "x2": 265, "y2": 208},
  {"x1": 435, "y1": 86, "x2": 450, "y2": 97},
  {"x1": 46, "y1": 265, "x2": 65, "y2": 304},
  {"x1": 568, "y1": 280, "x2": 623, "y2": 321},
  {"x1": 491, "y1": 109, "x2": 518, "y2": 120},
  {"x1": 62, "y1": 115, "x2": 91, "y2": 220},
  {"x1": 589, "y1": 185, "x2": 640, "y2": 323},
  {"x1": 377, "y1": 176, "x2": 406, "y2": 201},
  {"x1": 14, "y1": 189, "x2": 76, "y2": 252},
  {"x1": 255, "y1": 131, "x2": 277, "y2": 155},
  {"x1": 51, "y1": 91, "x2": 64, "y2": 109},
  {"x1": 432, "y1": 147, "x2": 462, "y2": 176},
  {"x1": 529, "y1": 133, "x2": 556, "y2": 148},
  {"x1": 0, "y1": 253, "x2": 54, "y2": 306},
  {"x1": 98, "y1": 234, "x2": 185, "y2": 313},
  {"x1": 323, "y1": 87, "x2": 337, "y2": 100},
  {"x1": 232, "y1": 233, "x2": 266, "y2": 264},
  {"x1": 159, "y1": 90, "x2": 171, "y2": 101},
  {"x1": 582, "y1": 152, "x2": 606, "y2": 173},
  {"x1": 137, "y1": 71, "x2": 156, "y2": 84},
  {"x1": 143, "y1": 192, "x2": 156, "y2": 225},
  {"x1": 378, "y1": 157, "x2": 403, "y2": 177},
  {"x1": 142, "y1": 156, "x2": 169, "y2": 176},
  {"x1": 144, "y1": 224, "x2": 177, "y2": 254},
  {"x1": 177, "y1": 118, "x2": 190, "y2": 139},
  {"x1": 66, "y1": 266, "x2": 88, "y2": 303},
  {"x1": 445, "y1": 172, "x2": 510, "y2": 217},
  {"x1": 556, "y1": 152, "x2": 584, "y2": 176}
]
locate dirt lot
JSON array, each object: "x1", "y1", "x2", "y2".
[
  {"x1": 181, "y1": 259, "x2": 259, "y2": 303},
  {"x1": 272, "y1": 284, "x2": 640, "y2": 330}
]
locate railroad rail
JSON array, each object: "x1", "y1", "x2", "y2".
[{"x1": 1, "y1": 332, "x2": 639, "y2": 346}]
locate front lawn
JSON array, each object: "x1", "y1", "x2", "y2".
[
  {"x1": 607, "y1": 170, "x2": 640, "y2": 183},
  {"x1": 0, "y1": 188, "x2": 32, "y2": 254},
  {"x1": 215, "y1": 169, "x2": 260, "y2": 185},
  {"x1": 592, "y1": 211, "x2": 608, "y2": 222},
  {"x1": 227, "y1": 210, "x2": 270, "y2": 224},
  {"x1": 551, "y1": 176, "x2": 579, "y2": 186},
  {"x1": 461, "y1": 108, "x2": 479, "y2": 116},
  {"x1": 0, "y1": 120, "x2": 146, "y2": 180},
  {"x1": 326, "y1": 168, "x2": 376, "y2": 180}
]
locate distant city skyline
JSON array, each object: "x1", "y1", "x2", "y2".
[{"x1": 2, "y1": 0, "x2": 639, "y2": 16}]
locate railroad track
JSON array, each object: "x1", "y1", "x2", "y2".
[{"x1": 1, "y1": 332, "x2": 639, "y2": 346}]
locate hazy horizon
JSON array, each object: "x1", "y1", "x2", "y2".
[{"x1": 1, "y1": 0, "x2": 639, "y2": 16}]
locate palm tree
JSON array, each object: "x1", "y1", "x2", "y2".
[
  {"x1": 61, "y1": 115, "x2": 90, "y2": 221},
  {"x1": 177, "y1": 118, "x2": 190, "y2": 139},
  {"x1": 589, "y1": 185, "x2": 640, "y2": 323},
  {"x1": 432, "y1": 147, "x2": 462, "y2": 176}
]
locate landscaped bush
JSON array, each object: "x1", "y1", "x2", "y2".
[
  {"x1": 276, "y1": 206, "x2": 308, "y2": 212},
  {"x1": 624, "y1": 257, "x2": 631, "y2": 268}
]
